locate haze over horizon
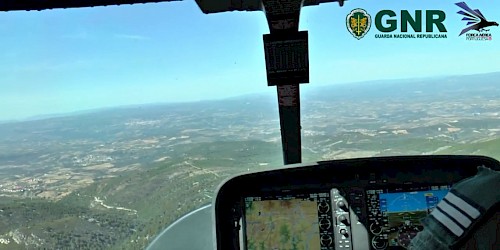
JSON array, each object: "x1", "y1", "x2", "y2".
[
  {"x1": 1, "y1": 71, "x2": 498, "y2": 123},
  {"x1": 1, "y1": 0, "x2": 499, "y2": 120}
]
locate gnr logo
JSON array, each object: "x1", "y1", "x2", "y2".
[
  {"x1": 375, "y1": 10, "x2": 447, "y2": 33},
  {"x1": 348, "y1": 9, "x2": 448, "y2": 39}
]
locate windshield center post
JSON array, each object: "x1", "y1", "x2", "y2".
[{"x1": 262, "y1": 0, "x2": 310, "y2": 165}]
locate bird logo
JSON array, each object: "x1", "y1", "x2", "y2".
[{"x1": 456, "y1": 2, "x2": 498, "y2": 36}]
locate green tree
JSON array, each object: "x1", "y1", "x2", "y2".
[
  {"x1": 279, "y1": 224, "x2": 290, "y2": 247},
  {"x1": 291, "y1": 236, "x2": 300, "y2": 250},
  {"x1": 259, "y1": 241, "x2": 265, "y2": 250},
  {"x1": 247, "y1": 239, "x2": 255, "y2": 250}
]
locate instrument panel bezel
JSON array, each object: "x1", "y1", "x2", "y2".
[{"x1": 213, "y1": 155, "x2": 500, "y2": 250}]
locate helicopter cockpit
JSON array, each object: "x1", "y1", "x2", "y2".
[
  {"x1": 159, "y1": 1, "x2": 500, "y2": 249},
  {"x1": 1, "y1": 1, "x2": 499, "y2": 250}
]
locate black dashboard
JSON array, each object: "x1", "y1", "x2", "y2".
[{"x1": 213, "y1": 155, "x2": 500, "y2": 250}]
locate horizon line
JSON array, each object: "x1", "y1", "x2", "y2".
[{"x1": 1, "y1": 71, "x2": 499, "y2": 124}]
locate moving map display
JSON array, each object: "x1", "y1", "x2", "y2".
[
  {"x1": 378, "y1": 189, "x2": 449, "y2": 248},
  {"x1": 243, "y1": 193, "x2": 333, "y2": 250}
]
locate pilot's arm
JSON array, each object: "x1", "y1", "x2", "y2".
[{"x1": 409, "y1": 166, "x2": 500, "y2": 250}]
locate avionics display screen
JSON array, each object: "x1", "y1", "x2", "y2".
[
  {"x1": 379, "y1": 189, "x2": 449, "y2": 247},
  {"x1": 243, "y1": 193, "x2": 332, "y2": 250}
]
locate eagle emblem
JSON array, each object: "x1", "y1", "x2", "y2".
[{"x1": 456, "y1": 2, "x2": 498, "y2": 36}]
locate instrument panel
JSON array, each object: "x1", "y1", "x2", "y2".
[
  {"x1": 213, "y1": 155, "x2": 500, "y2": 250},
  {"x1": 241, "y1": 186, "x2": 450, "y2": 250},
  {"x1": 365, "y1": 187, "x2": 448, "y2": 249}
]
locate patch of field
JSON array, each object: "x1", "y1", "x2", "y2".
[{"x1": 83, "y1": 163, "x2": 114, "y2": 171}]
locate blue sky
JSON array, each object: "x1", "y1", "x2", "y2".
[{"x1": 0, "y1": 0, "x2": 499, "y2": 120}]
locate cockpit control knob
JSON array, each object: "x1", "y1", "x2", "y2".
[
  {"x1": 337, "y1": 200, "x2": 348, "y2": 211},
  {"x1": 339, "y1": 215, "x2": 349, "y2": 225},
  {"x1": 370, "y1": 221, "x2": 383, "y2": 235},
  {"x1": 340, "y1": 228, "x2": 349, "y2": 237}
]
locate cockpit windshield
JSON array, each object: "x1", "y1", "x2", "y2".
[{"x1": 0, "y1": 0, "x2": 499, "y2": 249}]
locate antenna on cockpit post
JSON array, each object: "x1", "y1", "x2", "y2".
[{"x1": 196, "y1": 0, "x2": 346, "y2": 165}]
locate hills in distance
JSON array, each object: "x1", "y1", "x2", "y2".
[{"x1": 0, "y1": 72, "x2": 499, "y2": 249}]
